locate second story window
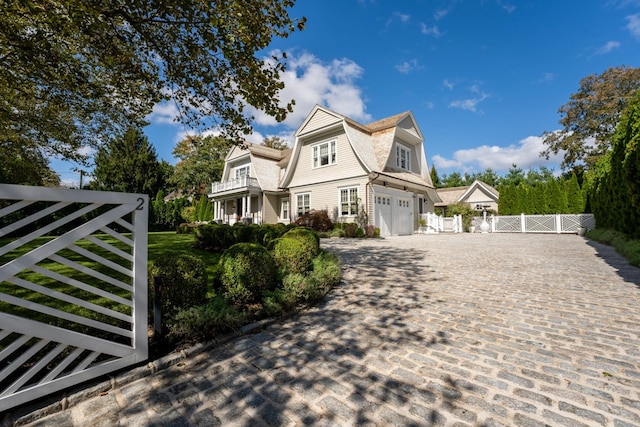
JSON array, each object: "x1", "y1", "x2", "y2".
[
  {"x1": 235, "y1": 165, "x2": 250, "y2": 179},
  {"x1": 313, "y1": 140, "x2": 336, "y2": 168},
  {"x1": 396, "y1": 145, "x2": 411, "y2": 171}
]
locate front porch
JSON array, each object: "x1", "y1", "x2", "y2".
[{"x1": 210, "y1": 177, "x2": 263, "y2": 225}]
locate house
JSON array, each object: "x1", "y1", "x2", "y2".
[
  {"x1": 209, "y1": 105, "x2": 442, "y2": 236},
  {"x1": 435, "y1": 179, "x2": 499, "y2": 215},
  {"x1": 209, "y1": 143, "x2": 291, "y2": 225}
]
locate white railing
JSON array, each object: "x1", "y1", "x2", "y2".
[
  {"x1": 210, "y1": 176, "x2": 259, "y2": 194},
  {"x1": 491, "y1": 213, "x2": 595, "y2": 233},
  {"x1": 218, "y1": 212, "x2": 263, "y2": 226},
  {"x1": 419, "y1": 213, "x2": 462, "y2": 233},
  {"x1": 0, "y1": 184, "x2": 148, "y2": 411}
]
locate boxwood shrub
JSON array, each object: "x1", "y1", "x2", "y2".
[
  {"x1": 148, "y1": 252, "x2": 208, "y2": 321},
  {"x1": 220, "y1": 243, "x2": 277, "y2": 305},
  {"x1": 272, "y1": 237, "x2": 314, "y2": 275}
]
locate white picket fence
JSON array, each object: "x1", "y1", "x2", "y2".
[
  {"x1": 0, "y1": 184, "x2": 148, "y2": 411},
  {"x1": 489, "y1": 213, "x2": 596, "y2": 234},
  {"x1": 419, "y1": 213, "x2": 463, "y2": 233}
]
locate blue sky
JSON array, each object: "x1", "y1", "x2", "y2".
[{"x1": 54, "y1": 0, "x2": 640, "y2": 187}]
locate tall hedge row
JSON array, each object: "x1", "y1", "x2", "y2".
[
  {"x1": 498, "y1": 174, "x2": 586, "y2": 215},
  {"x1": 587, "y1": 92, "x2": 640, "y2": 238}
]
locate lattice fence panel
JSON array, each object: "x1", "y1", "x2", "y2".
[
  {"x1": 492, "y1": 216, "x2": 521, "y2": 233},
  {"x1": 0, "y1": 184, "x2": 148, "y2": 412}
]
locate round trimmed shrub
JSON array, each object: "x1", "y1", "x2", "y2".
[
  {"x1": 282, "y1": 227, "x2": 320, "y2": 253},
  {"x1": 148, "y1": 253, "x2": 208, "y2": 320},
  {"x1": 220, "y1": 243, "x2": 277, "y2": 305},
  {"x1": 272, "y1": 237, "x2": 315, "y2": 274}
]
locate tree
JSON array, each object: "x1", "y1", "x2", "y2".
[
  {"x1": 91, "y1": 127, "x2": 165, "y2": 195},
  {"x1": 565, "y1": 173, "x2": 585, "y2": 214},
  {"x1": 473, "y1": 168, "x2": 500, "y2": 187},
  {"x1": 502, "y1": 164, "x2": 525, "y2": 187},
  {"x1": 172, "y1": 135, "x2": 232, "y2": 196},
  {"x1": 1, "y1": 1, "x2": 306, "y2": 164},
  {"x1": 262, "y1": 136, "x2": 289, "y2": 150},
  {"x1": 430, "y1": 165, "x2": 441, "y2": 187},
  {"x1": 440, "y1": 172, "x2": 466, "y2": 188},
  {"x1": 0, "y1": 142, "x2": 59, "y2": 186},
  {"x1": 541, "y1": 66, "x2": 640, "y2": 170}
]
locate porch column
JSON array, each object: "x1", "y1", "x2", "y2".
[
  {"x1": 246, "y1": 194, "x2": 251, "y2": 217},
  {"x1": 214, "y1": 201, "x2": 220, "y2": 220}
]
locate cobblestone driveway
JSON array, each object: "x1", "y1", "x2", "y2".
[{"x1": 11, "y1": 234, "x2": 640, "y2": 426}]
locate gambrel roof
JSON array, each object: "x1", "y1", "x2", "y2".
[
  {"x1": 281, "y1": 105, "x2": 435, "y2": 191},
  {"x1": 222, "y1": 142, "x2": 291, "y2": 192}
]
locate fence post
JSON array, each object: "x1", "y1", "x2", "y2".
[
  {"x1": 556, "y1": 214, "x2": 561, "y2": 233},
  {"x1": 521, "y1": 213, "x2": 526, "y2": 233},
  {"x1": 153, "y1": 276, "x2": 162, "y2": 337}
]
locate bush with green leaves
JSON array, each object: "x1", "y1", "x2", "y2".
[
  {"x1": 148, "y1": 253, "x2": 208, "y2": 321},
  {"x1": 193, "y1": 223, "x2": 234, "y2": 251},
  {"x1": 282, "y1": 227, "x2": 320, "y2": 253},
  {"x1": 272, "y1": 237, "x2": 314, "y2": 275},
  {"x1": 447, "y1": 201, "x2": 475, "y2": 231},
  {"x1": 220, "y1": 243, "x2": 277, "y2": 305},
  {"x1": 167, "y1": 296, "x2": 245, "y2": 342}
]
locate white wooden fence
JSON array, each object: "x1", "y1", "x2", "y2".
[
  {"x1": 490, "y1": 213, "x2": 596, "y2": 234},
  {"x1": 0, "y1": 184, "x2": 148, "y2": 411},
  {"x1": 419, "y1": 213, "x2": 463, "y2": 233}
]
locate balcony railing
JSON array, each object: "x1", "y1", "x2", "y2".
[{"x1": 211, "y1": 176, "x2": 260, "y2": 194}]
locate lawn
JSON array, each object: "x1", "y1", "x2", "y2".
[{"x1": 0, "y1": 231, "x2": 221, "y2": 335}]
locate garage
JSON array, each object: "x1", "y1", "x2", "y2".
[{"x1": 374, "y1": 186, "x2": 414, "y2": 236}]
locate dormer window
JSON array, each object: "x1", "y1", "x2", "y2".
[
  {"x1": 396, "y1": 144, "x2": 411, "y2": 171},
  {"x1": 235, "y1": 165, "x2": 250, "y2": 179},
  {"x1": 313, "y1": 140, "x2": 336, "y2": 168}
]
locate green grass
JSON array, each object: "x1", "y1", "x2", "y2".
[
  {"x1": 586, "y1": 228, "x2": 640, "y2": 267},
  {"x1": 0, "y1": 232, "x2": 220, "y2": 336}
]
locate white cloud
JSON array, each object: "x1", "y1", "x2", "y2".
[
  {"x1": 248, "y1": 51, "x2": 371, "y2": 128},
  {"x1": 420, "y1": 22, "x2": 442, "y2": 37},
  {"x1": 626, "y1": 14, "x2": 640, "y2": 39},
  {"x1": 443, "y1": 79, "x2": 455, "y2": 89},
  {"x1": 146, "y1": 101, "x2": 180, "y2": 125},
  {"x1": 498, "y1": 1, "x2": 516, "y2": 13},
  {"x1": 432, "y1": 135, "x2": 564, "y2": 173},
  {"x1": 449, "y1": 84, "x2": 490, "y2": 113},
  {"x1": 538, "y1": 72, "x2": 557, "y2": 83},
  {"x1": 434, "y1": 8, "x2": 450, "y2": 20},
  {"x1": 395, "y1": 59, "x2": 422, "y2": 74},
  {"x1": 594, "y1": 40, "x2": 621, "y2": 55}
]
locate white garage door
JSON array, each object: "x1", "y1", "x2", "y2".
[
  {"x1": 375, "y1": 191, "x2": 414, "y2": 236},
  {"x1": 394, "y1": 197, "x2": 413, "y2": 236},
  {"x1": 375, "y1": 195, "x2": 392, "y2": 237}
]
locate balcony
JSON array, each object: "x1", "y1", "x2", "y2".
[{"x1": 210, "y1": 176, "x2": 260, "y2": 195}]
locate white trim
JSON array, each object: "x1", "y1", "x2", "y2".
[
  {"x1": 338, "y1": 186, "x2": 359, "y2": 216},
  {"x1": 280, "y1": 198, "x2": 290, "y2": 221},
  {"x1": 396, "y1": 143, "x2": 411, "y2": 171},
  {"x1": 295, "y1": 192, "x2": 310, "y2": 217},
  {"x1": 312, "y1": 140, "x2": 337, "y2": 168}
]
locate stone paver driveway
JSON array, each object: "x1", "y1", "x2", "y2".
[{"x1": 11, "y1": 234, "x2": 640, "y2": 426}]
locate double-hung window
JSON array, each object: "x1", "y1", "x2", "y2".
[
  {"x1": 396, "y1": 144, "x2": 411, "y2": 171},
  {"x1": 340, "y1": 187, "x2": 358, "y2": 216},
  {"x1": 235, "y1": 165, "x2": 250, "y2": 179},
  {"x1": 296, "y1": 193, "x2": 310, "y2": 217},
  {"x1": 313, "y1": 140, "x2": 337, "y2": 168},
  {"x1": 281, "y1": 199, "x2": 290, "y2": 221}
]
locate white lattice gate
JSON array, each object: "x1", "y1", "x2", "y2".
[{"x1": 0, "y1": 184, "x2": 148, "y2": 412}]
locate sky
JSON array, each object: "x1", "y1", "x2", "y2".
[{"x1": 53, "y1": 0, "x2": 640, "y2": 187}]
